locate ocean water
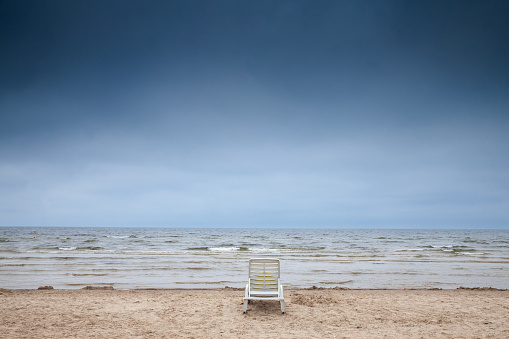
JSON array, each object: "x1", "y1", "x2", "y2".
[{"x1": 0, "y1": 227, "x2": 508, "y2": 290}]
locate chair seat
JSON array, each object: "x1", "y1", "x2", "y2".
[{"x1": 249, "y1": 291, "x2": 279, "y2": 297}]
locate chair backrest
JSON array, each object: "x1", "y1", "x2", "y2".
[{"x1": 248, "y1": 258, "x2": 280, "y2": 292}]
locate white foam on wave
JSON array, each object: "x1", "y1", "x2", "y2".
[
  {"x1": 200, "y1": 246, "x2": 283, "y2": 253},
  {"x1": 251, "y1": 248, "x2": 281, "y2": 253},
  {"x1": 209, "y1": 247, "x2": 240, "y2": 252}
]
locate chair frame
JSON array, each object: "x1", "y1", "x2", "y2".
[{"x1": 243, "y1": 258, "x2": 285, "y2": 314}]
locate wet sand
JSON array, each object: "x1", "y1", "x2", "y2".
[{"x1": 1, "y1": 288, "x2": 508, "y2": 338}]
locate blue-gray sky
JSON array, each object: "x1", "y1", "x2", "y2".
[{"x1": 1, "y1": 0, "x2": 508, "y2": 228}]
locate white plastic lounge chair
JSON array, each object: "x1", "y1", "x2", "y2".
[{"x1": 243, "y1": 258, "x2": 285, "y2": 314}]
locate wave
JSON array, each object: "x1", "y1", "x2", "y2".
[
  {"x1": 186, "y1": 246, "x2": 273, "y2": 252},
  {"x1": 440, "y1": 248, "x2": 477, "y2": 254},
  {"x1": 210, "y1": 246, "x2": 249, "y2": 252},
  {"x1": 0, "y1": 249, "x2": 21, "y2": 254},
  {"x1": 319, "y1": 280, "x2": 353, "y2": 285}
]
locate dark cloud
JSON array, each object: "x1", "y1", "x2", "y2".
[{"x1": 1, "y1": 1, "x2": 508, "y2": 227}]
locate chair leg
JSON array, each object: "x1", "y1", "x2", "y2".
[
  {"x1": 243, "y1": 299, "x2": 248, "y2": 313},
  {"x1": 280, "y1": 300, "x2": 285, "y2": 314}
]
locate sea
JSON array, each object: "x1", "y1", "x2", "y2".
[{"x1": 1, "y1": 227, "x2": 508, "y2": 290}]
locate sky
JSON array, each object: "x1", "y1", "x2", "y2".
[{"x1": 1, "y1": 1, "x2": 508, "y2": 228}]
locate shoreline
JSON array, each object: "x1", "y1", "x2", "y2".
[
  {"x1": 3, "y1": 285, "x2": 507, "y2": 291},
  {"x1": 2, "y1": 288, "x2": 508, "y2": 338}
]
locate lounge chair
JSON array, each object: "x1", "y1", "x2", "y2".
[{"x1": 243, "y1": 258, "x2": 285, "y2": 314}]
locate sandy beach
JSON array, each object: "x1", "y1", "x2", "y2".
[{"x1": 1, "y1": 288, "x2": 508, "y2": 338}]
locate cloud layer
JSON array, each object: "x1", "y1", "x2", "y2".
[{"x1": 1, "y1": 1, "x2": 508, "y2": 227}]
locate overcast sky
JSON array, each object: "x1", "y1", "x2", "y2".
[{"x1": 1, "y1": 1, "x2": 508, "y2": 228}]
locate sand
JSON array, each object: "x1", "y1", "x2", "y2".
[{"x1": 1, "y1": 288, "x2": 508, "y2": 338}]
